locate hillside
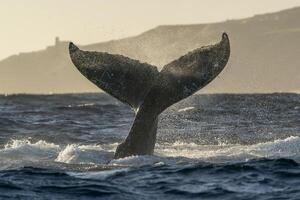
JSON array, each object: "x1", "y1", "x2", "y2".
[{"x1": 1, "y1": 7, "x2": 300, "y2": 94}]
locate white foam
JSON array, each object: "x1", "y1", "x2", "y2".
[
  {"x1": 1, "y1": 139, "x2": 59, "y2": 161},
  {"x1": 110, "y1": 154, "x2": 194, "y2": 166},
  {"x1": 67, "y1": 168, "x2": 129, "y2": 180},
  {"x1": 55, "y1": 144, "x2": 114, "y2": 164},
  {"x1": 156, "y1": 136, "x2": 300, "y2": 162},
  {"x1": 0, "y1": 136, "x2": 299, "y2": 170},
  {"x1": 0, "y1": 139, "x2": 115, "y2": 169}
]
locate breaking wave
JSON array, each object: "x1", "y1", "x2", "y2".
[{"x1": 0, "y1": 136, "x2": 299, "y2": 170}]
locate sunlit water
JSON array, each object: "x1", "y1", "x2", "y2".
[{"x1": 0, "y1": 93, "x2": 299, "y2": 199}]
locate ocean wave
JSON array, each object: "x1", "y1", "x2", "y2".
[
  {"x1": 1, "y1": 139, "x2": 59, "y2": 161},
  {"x1": 67, "y1": 168, "x2": 130, "y2": 180},
  {"x1": 55, "y1": 144, "x2": 114, "y2": 164},
  {"x1": 156, "y1": 136, "x2": 300, "y2": 162},
  {"x1": 0, "y1": 136, "x2": 299, "y2": 170}
]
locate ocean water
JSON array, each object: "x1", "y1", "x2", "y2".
[{"x1": 0, "y1": 93, "x2": 299, "y2": 199}]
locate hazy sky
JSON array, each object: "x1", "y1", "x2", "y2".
[{"x1": 1, "y1": 0, "x2": 300, "y2": 60}]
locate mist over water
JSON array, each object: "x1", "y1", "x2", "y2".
[{"x1": 0, "y1": 93, "x2": 299, "y2": 199}]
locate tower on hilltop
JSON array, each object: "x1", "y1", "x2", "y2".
[{"x1": 55, "y1": 37, "x2": 60, "y2": 46}]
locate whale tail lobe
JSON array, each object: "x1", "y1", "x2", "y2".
[
  {"x1": 69, "y1": 43, "x2": 159, "y2": 110},
  {"x1": 69, "y1": 33, "x2": 230, "y2": 158}
]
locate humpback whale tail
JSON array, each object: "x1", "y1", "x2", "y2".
[{"x1": 69, "y1": 33, "x2": 230, "y2": 159}]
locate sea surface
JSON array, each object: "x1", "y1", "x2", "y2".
[{"x1": 0, "y1": 93, "x2": 299, "y2": 199}]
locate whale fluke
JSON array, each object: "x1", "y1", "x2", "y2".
[
  {"x1": 69, "y1": 42, "x2": 159, "y2": 110},
  {"x1": 140, "y1": 33, "x2": 230, "y2": 115},
  {"x1": 69, "y1": 33, "x2": 230, "y2": 159}
]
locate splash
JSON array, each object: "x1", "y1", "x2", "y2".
[
  {"x1": 0, "y1": 136, "x2": 299, "y2": 170},
  {"x1": 156, "y1": 136, "x2": 300, "y2": 162},
  {"x1": 55, "y1": 144, "x2": 114, "y2": 164}
]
